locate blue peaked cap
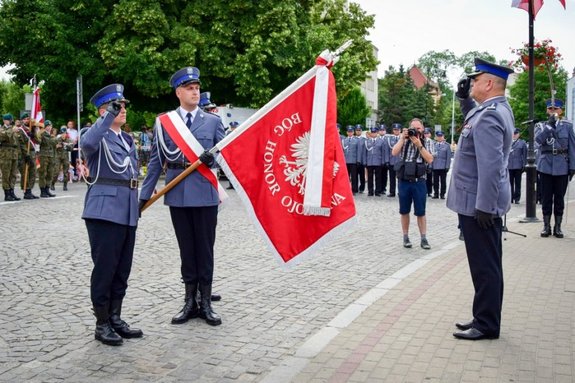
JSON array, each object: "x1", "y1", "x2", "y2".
[
  {"x1": 468, "y1": 58, "x2": 514, "y2": 81},
  {"x1": 170, "y1": 67, "x2": 201, "y2": 89},
  {"x1": 90, "y1": 84, "x2": 130, "y2": 108},
  {"x1": 545, "y1": 98, "x2": 564, "y2": 108}
]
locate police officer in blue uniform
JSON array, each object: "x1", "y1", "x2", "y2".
[
  {"x1": 199, "y1": 91, "x2": 217, "y2": 113},
  {"x1": 431, "y1": 131, "x2": 452, "y2": 199},
  {"x1": 447, "y1": 58, "x2": 515, "y2": 340},
  {"x1": 386, "y1": 124, "x2": 402, "y2": 197},
  {"x1": 378, "y1": 125, "x2": 389, "y2": 195},
  {"x1": 365, "y1": 126, "x2": 384, "y2": 196},
  {"x1": 342, "y1": 125, "x2": 360, "y2": 194},
  {"x1": 82, "y1": 84, "x2": 143, "y2": 346},
  {"x1": 139, "y1": 67, "x2": 225, "y2": 326},
  {"x1": 534, "y1": 99, "x2": 575, "y2": 238},
  {"x1": 355, "y1": 124, "x2": 367, "y2": 193},
  {"x1": 508, "y1": 128, "x2": 527, "y2": 204}
]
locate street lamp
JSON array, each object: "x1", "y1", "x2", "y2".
[{"x1": 450, "y1": 90, "x2": 455, "y2": 145}]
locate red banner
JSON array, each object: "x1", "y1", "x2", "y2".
[{"x1": 216, "y1": 60, "x2": 356, "y2": 265}]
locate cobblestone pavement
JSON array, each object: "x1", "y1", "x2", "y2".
[{"x1": 0, "y1": 177, "x2": 568, "y2": 382}]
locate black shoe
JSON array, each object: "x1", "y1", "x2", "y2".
[
  {"x1": 199, "y1": 284, "x2": 222, "y2": 326},
  {"x1": 420, "y1": 238, "x2": 431, "y2": 249},
  {"x1": 109, "y1": 300, "x2": 143, "y2": 338},
  {"x1": 455, "y1": 319, "x2": 474, "y2": 331},
  {"x1": 9, "y1": 189, "x2": 21, "y2": 201},
  {"x1": 453, "y1": 328, "x2": 498, "y2": 340},
  {"x1": 211, "y1": 293, "x2": 221, "y2": 302},
  {"x1": 403, "y1": 238, "x2": 412, "y2": 248},
  {"x1": 95, "y1": 323, "x2": 123, "y2": 346},
  {"x1": 388, "y1": 194, "x2": 395, "y2": 197},
  {"x1": 172, "y1": 284, "x2": 199, "y2": 324},
  {"x1": 4, "y1": 189, "x2": 17, "y2": 201},
  {"x1": 375, "y1": 193, "x2": 381, "y2": 197},
  {"x1": 63, "y1": 184, "x2": 68, "y2": 191},
  {"x1": 50, "y1": 184, "x2": 55, "y2": 191},
  {"x1": 440, "y1": 195, "x2": 445, "y2": 199},
  {"x1": 40, "y1": 187, "x2": 50, "y2": 198},
  {"x1": 431, "y1": 195, "x2": 439, "y2": 199},
  {"x1": 368, "y1": 193, "x2": 374, "y2": 196}
]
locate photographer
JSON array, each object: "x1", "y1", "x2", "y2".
[{"x1": 391, "y1": 118, "x2": 434, "y2": 249}]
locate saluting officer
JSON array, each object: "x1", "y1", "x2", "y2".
[
  {"x1": 365, "y1": 126, "x2": 384, "y2": 196},
  {"x1": 534, "y1": 98, "x2": 575, "y2": 238},
  {"x1": 447, "y1": 58, "x2": 515, "y2": 341},
  {"x1": 342, "y1": 125, "x2": 360, "y2": 194},
  {"x1": 38, "y1": 120, "x2": 57, "y2": 198},
  {"x1": 1, "y1": 113, "x2": 21, "y2": 201},
  {"x1": 431, "y1": 131, "x2": 452, "y2": 199},
  {"x1": 82, "y1": 84, "x2": 142, "y2": 346},
  {"x1": 507, "y1": 128, "x2": 527, "y2": 204},
  {"x1": 139, "y1": 67, "x2": 225, "y2": 326}
]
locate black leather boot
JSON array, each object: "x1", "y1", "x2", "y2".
[
  {"x1": 553, "y1": 216, "x2": 564, "y2": 238},
  {"x1": 4, "y1": 189, "x2": 16, "y2": 201},
  {"x1": 63, "y1": 183, "x2": 68, "y2": 191},
  {"x1": 9, "y1": 188, "x2": 21, "y2": 201},
  {"x1": 23, "y1": 189, "x2": 38, "y2": 199},
  {"x1": 171, "y1": 284, "x2": 199, "y2": 324},
  {"x1": 40, "y1": 187, "x2": 50, "y2": 198},
  {"x1": 199, "y1": 284, "x2": 222, "y2": 326},
  {"x1": 46, "y1": 187, "x2": 56, "y2": 197},
  {"x1": 540, "y1": 215, "x2": 551, "y2": 237},
  {"x1": 93, "y1": 305, "x2": 123, "y2": 346},
  {"x1": 196, "y1": 291, "x2": 221, "y2": 302},
  {"x1": 109, "y1": 299, "x2": 143, "y2": 338}
]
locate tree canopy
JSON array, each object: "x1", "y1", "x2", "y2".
[{"x1": 0, "y1": 0, "x2": 377, "y2": 125}]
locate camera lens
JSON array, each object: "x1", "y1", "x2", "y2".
[{"x1": 408, "y1": 128, "x2": 416, "y2": 136}]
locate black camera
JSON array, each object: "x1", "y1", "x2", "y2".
[{"x1": 407, "y1": 128, "x2": 417, "y2": 137}]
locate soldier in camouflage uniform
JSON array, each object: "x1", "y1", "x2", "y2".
[
  {"x1": 52, "y1": 126, "x2": 73, "y2": 191},
  {"x1": 0, "y1": 113, "x2": 21, "y2": 201},
  {"x1": 18, "y1": 113, "x2": 40, "y2": 199},
  {"x1": 38, "y1": 120, "x2": 57, "y2": 198}
]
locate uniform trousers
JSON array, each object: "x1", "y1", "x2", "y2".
[
  {"x1": 169, "y1": 206, "x2": 218, "y2": 287},
  {"x1": 432, "y1": 169, "x2": 448, "y2": 198},
  {"x1": 508, "y1": 168, "x2": 523, "y2": 202},
  {"x1": 458, "y1": 214, "x2": 503, "y2": 337},
  {"x1": 539, "y1": 172, "x2": 569, "y2": 217},
  {"x1": 19, "y1": 156, "x2": 36, "y2": 190},
  {"x1": 85, "y1": 219, "x2": 136, "y2": 308},
  {"x1": 357, "y1": 164, "x2": 366, "y2": 192},
  {"x1": 381, "y1": 164, "x2": 388, "y2": 194},
  {"x1": 346, "y1": 163, "x2": 358, "y2": 193},
  {"x1": 1, "y1": 157, "x2": 18, "y2": 189},
  {"x1": 366, "y1": 165, "x2": 383, "y2": 195},
  {"x1": 387, "y1": 167, "x2": 397, "y2": 196},
  {"x1": 425, "y1": 169, "x2": 433, "y2": 195}
]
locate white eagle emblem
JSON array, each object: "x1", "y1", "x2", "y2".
[{"x1": 279, "y1": 132, "x2": 340, "y2": 195}]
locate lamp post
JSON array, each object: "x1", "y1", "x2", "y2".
[{"x1": 450, "y1": 90, "x2": 455, "y2": 145}]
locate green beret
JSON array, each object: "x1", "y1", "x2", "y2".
[
  {"x1": 3, "y1": 113, "x2": 13, "y2": 121},
  {"x1": 20, "y1": 112, "x2": 29, "y2": 119}
]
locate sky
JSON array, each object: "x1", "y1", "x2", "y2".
[{"x1": 352, "y1": 0, "x2": 575, "y2": 87}]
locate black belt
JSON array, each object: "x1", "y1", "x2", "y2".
[
  {"x1": 541, "y1": 148, "x2": 568, "y2": 155},
  {"x1": 167, "y1": 162, "x2": 192, "y2": 169},
  {"x1": 87, "y1": 177, "x2": 139, "y2": 189}
]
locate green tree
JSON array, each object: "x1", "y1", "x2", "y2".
[
  {"x1": 0, "y1": 80, "x2": 26, "y2": 118},
  {"x1": 337, "y1": 86, "x2": 369, "y2": 128},
  {"x1": 0, "y1": 0, "x2": 377, "y2": 123},
  {"x1": 508, "y1": 66, "x2": 568, "y2": 130}
]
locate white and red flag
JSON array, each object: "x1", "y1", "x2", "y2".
[
  {"x1": 216, "y1": 43, "x2": 356, "y2": 266},
  {"x1": 511, "y1": 0, "x2": 565, "y2": 18},
  {"x1": 31, "y1": 85, "x2": 44, "y2": 124}
]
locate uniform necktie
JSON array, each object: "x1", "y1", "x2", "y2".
[{"x1": 186, "y1": 112, "x2": 193, "y2": 129}]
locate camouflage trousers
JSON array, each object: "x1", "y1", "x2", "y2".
[
  {"x1": 1, "y1": 158, "x2": 18, "y2": 190},
  {"x1": 38, "y1": 156, "x2": 55, "y2": 188},
  {"x1": 19, "y1": 157, "x2": 36, "y2": 190},
  {"x1": 52, "y1": 155, "x2": 70, "y2": 186}
]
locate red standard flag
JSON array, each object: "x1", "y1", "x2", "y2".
[
  {"x1": 511, "y1": 0, "x2": 565, "y2": 18},
  {"x1": 216, "y1": 45, "x2": 356, "y2": 266},
  {"x1": 31, "y1": 85, "x2": 44, "y2": 124}
]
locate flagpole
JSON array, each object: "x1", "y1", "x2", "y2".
[
  {"x1": 522, "y1": 0, "x2": 538, "y2": 222},
  {"x1": 140, "y1": 40, "x2": 353, "y2": 214},
  {"x1": 22, "y1": 75, "x2": 37, "y2": 192}
]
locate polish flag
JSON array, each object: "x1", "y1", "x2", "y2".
[
  {"x1": 216, "y1": 47, "x2": 356, "y2": 266},
  {"x1": 31, "y1": 86, "x2": 44, "y2": 124},
  {"x1": 511, "y1": 0, "x2": 565, "y2": 18}
]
